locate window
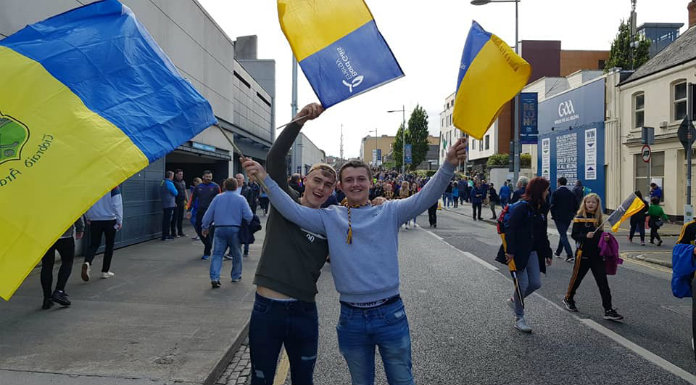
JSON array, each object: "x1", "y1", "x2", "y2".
[
  {"x1": 471, "y1": 139, "x2": 476, "y2": 150},
  {"x1": 479, "y1": 140, "x2": 483, "y2": 151},
  {"x1": 598, "y1": 59, "x2": 605, "y2": 70},
  {"x1": 485, "y1": 135, "x2": 490, "y2": 150},
  {"x1": 634, "y1": 151, "x2": 664, "y2": 199},
  {"x1": 633, "y1": 92, "x2": 644, "y2": 129},
  {"x1": 674, "y1": 80, "x2": 687, "y2": 121}
]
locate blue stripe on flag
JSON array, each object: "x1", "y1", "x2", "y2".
[
  {"x1": 299, "y1": 20, "x2": 403, "y2": 108},
  {"x1": 456, "y1": 21, "x2": 490, "y2": 92},
  {"x1": 0, "y1": 0, "x2": 216, "y2": 162}
]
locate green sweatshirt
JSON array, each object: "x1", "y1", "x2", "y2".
[
  {"x1": 252, "y1": 121, "x2": 329, "y2": 302},
  {"x1": 648, "y1": 204, "x2": 668, "y2": 221}
]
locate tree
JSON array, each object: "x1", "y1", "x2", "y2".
[
  {"x1": 392, "y1": 122, "x2": 407, "y2": 171},
  {"x1": 407, "y1": 105, "x2": 430, "y2": 171},
  {"x1": 604, "y1": 20, "x2": 651, "y2": 72}
]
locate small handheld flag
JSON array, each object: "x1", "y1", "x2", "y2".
[
  {"x1": 278, "y1": 0, "x2": 404, "y2": 108},
  {"x1": 453, "y1": 21, "x2": 531, "y2": 140},
  {"x1": 0, "y1": 0, "x2": 217, "y2": 300},
  {"x1": 604, "y1": 193, "x2": 646, "y2": 232}
]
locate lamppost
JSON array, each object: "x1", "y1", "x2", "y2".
[
  {"x1": 387, "y1": 105, "x2": 406, "y2": 174},
  {"x1": 471, "y1": 0, "x2": 520, "y2": 183},
  {"x1": 368, "y1": 129, "x2": 379, "y2": 166}
]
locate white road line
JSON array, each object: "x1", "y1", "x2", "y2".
[
  {"x1": 419, "y1": 228, "x2": 498, "y2": 271},
  {"x1": 580, "y1": 319, "x2": 696, "y2": 385},
  {"x1": 423, "y1": 229, "x2": 444, "y2": 241}
]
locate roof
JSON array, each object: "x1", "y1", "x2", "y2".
[{"x1": 621, "y1": 25, "x2": 696, "y2": 85}]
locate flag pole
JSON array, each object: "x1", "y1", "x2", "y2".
[{"x1": 216, "y1": 125, "x2": 268, "y2": 191}]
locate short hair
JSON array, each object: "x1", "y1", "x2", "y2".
[
  {"x1": 223, "y1": 178, "x2": 238, "y2": 191},
  {"x1": 338, "y1": 160, "x2": 372, "y2": 182},
  {"x1": 558, "y1": 177, "x2": 567, "y2": 186},
  {"x1": 175, "y1": 169, "x2": 183, "y2": 174},
  {"x1": 651, "y1": 196, "x2": 660, "y2": 204},
  {"x1": 522, "y1": 177, "x2": 550, "y2": 206},
  {"x1": 165, "y1": 170, "x2": 174, "y2": 178},
  {"x1": 650, "y1": 183, "x2": 657, "y2": 188},
  {"x1": 306, "y1": 163, "x2": 337, "y2": 183},
  {"x1": 517, "y1": 176, "x2": 529, "y2": 189},
  {"x1": 202, "y1": 170, "x2": 212, "y2": 175}
]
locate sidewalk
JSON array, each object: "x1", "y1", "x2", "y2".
[
  {"x1": 0, "y1": 222, "x2": 264, "y2": 385},
  {"x1": 440, "y1": 200, "x2": 681, "y2": 268}
]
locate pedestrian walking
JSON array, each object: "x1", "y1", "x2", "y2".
[
  {"x1": 236, "y1": 173, "x2": 255, "y2": 257},
  {"x1": 471, "y1": 181, "x2": 484, "y2": 220},
  {"x1": 503, "y1": 177, "x2": 552, "y2": 333},
  {"x1": 428, "y1": 201, "x2": 438, "y2": 228},
  {"x1": 628, "y1": 190, "x2": 648, "y2": 246},
  {"x1": 458, "y1": 178, "x2": 468, "y2": 205},
  {"x1": 247, "y1": 104, "x2": 336, "y2": 385},
  {"x1": 648, "y1": 197, "x2": 669, "y2": 246},
  {"x1": 244, "y1": 137, "x2": 468, "y2": 385},
  {"x1": 488, "y1": 183, "x2": 500, "y2": 219},
  {"x1": 550, "y1": 177, "x2": 579, "y2": 262},
  {"x1": 190, "y1": 170, "x2": 221, "y2": 260},
  {"x1": 160, "y1": 170, "x2": 178, "y2": 240},
  {"x1": 444, "y1": 181, "x2": 453, "y2": 208},
  {"x1": 400, "y1": 181, "x2": 414, "y2": 229},
  {"x1": 173, "y1": 169, "x2": 187, "y2": 237},
  {"x1": 510, "y1": 176, "x2": 528, "y2": 204},
  {"x1": 188, "y1": 177, "x2": 202, "y2": 240},
  {"x1": 499, "y1": 180, "x2": 511, "y2": 207},
  {"x1": 258, "y1": 189, "x2": 269, "y2": 216},
  {"x1": 452, "y1": 181, "x2": 459, "y2": 208},
  {"x1": 82, "y1": 187, "x2": 123, "y2": 281},
  {"x1": 41, "y1": 217, "x2": 84, "y2": 309},
  {"x1": 202, "y1": 178, "x2": 253, "y2": 288},
  {"x1": 562, "y1": 193, "x2": 623, "y2": 321}
]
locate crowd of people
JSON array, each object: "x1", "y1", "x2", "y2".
[{"x1": 37, "y1": 102, "x2": 680, "y2": 385}]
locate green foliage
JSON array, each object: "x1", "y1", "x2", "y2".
[
  {"x1": 408, "y1": 105, "x2": 430, "y2": 171},
  {"x1": 487, "y1": 153, "x2": 509, "y2": 167},
  {"x1": 392, "y1": 122, "x2": 406, "y2": 170},
  {"x1": 520, "y1": 153, "x2": 532, "y2": 168},
  {"x1": 605, "y1": 20, "x2": 651, "y2": 72}
]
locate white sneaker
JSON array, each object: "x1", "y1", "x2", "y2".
[
  {"x1": 514, "y1": 317, "x2": 532, "y2": 333},
  {"x1": 101, "y1": 271, "x2": 115, "y2": 279},
  {"x1": 81, "y1": 262, "x2": 91, "y2": 282}
]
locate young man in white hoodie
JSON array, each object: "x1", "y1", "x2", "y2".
[{"x1": 82, "y1": 186, "x2": 123, "y2": 281}]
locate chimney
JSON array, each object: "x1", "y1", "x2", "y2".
[{"x1": 689, "y1": 0, "x2": 696, "y2": 28}]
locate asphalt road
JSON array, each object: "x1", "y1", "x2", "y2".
[{"x1": 302, "y1": 208, "x2": 696, "y2": 385}]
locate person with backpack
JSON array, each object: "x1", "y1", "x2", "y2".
[
  {"x1": 628, "y1": 190, "x2": 649, "y2": 246},
  {"x1": 648, "y1": 197, "x2": 669, "y2": 246},
  {"x1": 550, "y1": 177, "x2": 579, "y2": 262},
  {"x1": 562, "y1": 193, "x2": 623, "y2": 321},
  {"x1": 503, "y1": 177, "x2": 553, "y2": 333}
]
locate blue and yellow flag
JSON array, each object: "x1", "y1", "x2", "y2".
[
  {"x1": 0, "y1": 0, "x2": 216, "y2": 300},
  {"x1": 453, "y1": 21, "x2": 531, "y2": 140},
  {"x1": 278, "y1": 0, "x2": 403, "y2": 108}
]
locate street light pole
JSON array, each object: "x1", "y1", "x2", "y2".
[
  {"x1": 471, "y1": 0, "x2": 521, "y2": 183},
  {"x1": 387, "y1": 105, "x2": 407, "y2": 174}
]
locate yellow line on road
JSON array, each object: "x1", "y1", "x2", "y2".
[
  {"x1": 274, "y1": 347, "x2": 289, "y2": 385},
  {"x1": 621, "y1": 256, "x2": 672, "y2": 274}
]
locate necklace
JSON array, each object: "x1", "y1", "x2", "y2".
[{"x1": 341, "y1": 198, "x2": 371, "y2": 244}]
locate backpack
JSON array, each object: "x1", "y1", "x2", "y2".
[{"x1": 496, "y1": 200, "x2": 528, "y2": 235}]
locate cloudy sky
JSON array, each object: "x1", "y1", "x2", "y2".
[{"x1": 197, "y1": 0, "x2": 691, "y2": 159}]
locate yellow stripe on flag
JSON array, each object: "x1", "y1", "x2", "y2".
[
  {"x1": 611, "y1": 197, "x2": 645, "y2": 232},
  {"x1": 453, "y1": 34, "x2": 531, "y2": 140},
  {"x1": 278, "y1": 0, "x2": 374, "y2": 61},
  {"x1": 0, "y1": 47, "x2": 148, "y2": 300}
]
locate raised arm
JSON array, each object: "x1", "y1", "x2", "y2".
[
  {"x1": 267, "y1": 103, "x2": 324, "y2": 191},
  {"x1": 394, "y1": 138, "x2": 467, "y2": 223},
  {"x1": 243, "y1": 158, "x2": 326, "y2": 235}
]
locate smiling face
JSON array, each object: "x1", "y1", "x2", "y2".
[
  {"x1": 339, "y1": 166, "x2": 372, "y2": 205},
  {"x1": 584, "y1": 196, "x2": 599, "y2": 214},
  {"x1": 301, "y1": 168, "x2": 336, "y2": 208}
]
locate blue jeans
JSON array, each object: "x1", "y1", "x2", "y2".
[
  {"x1": 210, "y1": 226, "x2": 241, "y2": 281},
  {"x1": 513, "y1": 251, "x2": 541, "y2": 318},
  {"x1": 249, "y1": 293, "x2": 318, "y2": 385},
  {"x1": 337, "y1": 298, "x2": 414, "y2": 385},
  {"x1": 554, "y1": 219, "x2": 573, "y2": 257}
]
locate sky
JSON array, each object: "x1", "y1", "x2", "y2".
[{"x1": 197, "y1": 0, "x2": 691, "y2": 159}]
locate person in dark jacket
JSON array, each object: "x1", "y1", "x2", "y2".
[
  {"x1": 41, "y1": 217, "x2": 84, "y2": 309},
  {"x1": 504, "y1": 177, "x2": 553, "y2": 333},
  {"x1": 488, "y1": 183, "x2": 500, "y2": 219},
  {"x1": 562, "y1": 193, "x2": 623, "y2": 321},
  {"x1": 160, "y1": 171, "x2": 178, "y2": 241},
  {"x1": 628, "y1": 190, "x2": 648, "y2": 246},
  {"x1": 550, "y1": 177, "x2": 579, "y2": 262},
  {"x1": 510, "y1": 176, "x2": 528, "y2": 204},
  {"x1": 572, "y1": 180, "x2": 584, "y2": 203},
  {"x1": 471, "y1": 181, "x2": 484, "y2": 220},
  {"x1": 173, "y1": 169, "x2": 187, "y2": 237},
  {"x1": 499, "y1": 180, "x2": 511, "y2": 207}
]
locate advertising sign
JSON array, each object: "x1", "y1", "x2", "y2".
[
  {"x1": 519, "y1": 92, "x2": 538, "y2": 144},
  {"x1": 404, "y1": 144, "x2": 412, "y2": 164}
]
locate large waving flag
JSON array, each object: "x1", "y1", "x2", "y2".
[
  {"x1": 453, "y1": 21, "x2": 531, "y2": 140},
  {"x1": 278, "y1": 0, "x2": 403, "y2": 108},
  {"x1": 606, "y1": 193, "x2": 646, "y2": 232},
  {"x1": 0, "y1": 0, "x2": 216, "y2": 300}
]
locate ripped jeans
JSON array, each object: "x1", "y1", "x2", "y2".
[
  {"x1": 337, "y1": 298, "x2": 414, "y2": 385},
  {"x1": 249, "y1": 293, "x2": 318, "y2": 384}
]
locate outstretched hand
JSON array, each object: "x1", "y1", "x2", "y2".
[
  {"x1": 241, "y1": 157, "x2": 267, "y2": 182},
  {"x1": 295, "y1": 103, "x2": 324, "y2": 126},
  {"x1": 445, "y1": 137, "x2": 467, "y2": 166}
]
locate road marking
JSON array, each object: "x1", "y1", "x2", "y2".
[
  {"x1": 423, "y1": 229, "x2": 444, "y2": 241},
  {"x1": 274, "y1": 347, "x2": 289, "y2": 385},
  {"x1": 579, "y1": 319, "x2": 696, "y2": 385},
  {"x1": 622, "y1": 256, "x2": 672, "y2": 274},
  {"x1": 420, "y1": 227, "x2": 498, "y2": 270}
]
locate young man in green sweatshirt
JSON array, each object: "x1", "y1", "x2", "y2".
[{"x1": 249, "y1": 103, "x2": 336, "y2": 385}]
